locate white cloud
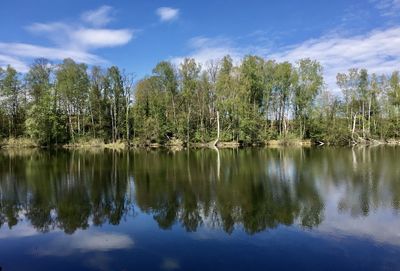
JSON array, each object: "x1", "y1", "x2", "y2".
[
  {"x1": 72, "y1": 28, "x2": 134, "y2": 49},
  {"x1": 27, "y1": 22, "x2": 134, "y2": 50},
  {"x1": 81, "y1": 5, "x2": 114, "y2": 27},
  {"x1": 0, "y1": 5, "x2": 134, "y2": 72},
  {"x1": 0, "y1": 54, "x2": 30, "y2": 72},
  {"x1": 0, "y1": 42, "x2": 106, "y2": 65},
  {"x1": 171, "y1": 36, "x2": 244, "y2": 67},
  {"x1": 371, "y1": 0, "x2": 400, "y2": 17},
  {"x1": 174, "y1": 27, "x2": 400, "y2": 91},
  {"x1": 156, "y1": 7, "x2": 180, "y2": 22},
  {"x1": 270, "y1": 27, "x2": 400, "y2": 90}
]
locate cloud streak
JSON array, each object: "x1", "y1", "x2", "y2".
[
  {"x1": 81, "y1": 5, "x2": 115, "y2": 27},
  {"x1": 173, "y1": 27, "x2": 400, "y2": 91},
  {"x1": 271, "y1": 27, "x2": 400, "y2": 90},
  {"x1": 0, "y1": 42, "x2": 105, "y2": 65},
  {"x1": 0, "y1": 54, "x2": 30, "y2": 72},
  {"x1": 171, "y1": 36, "x2": 246, "y2": 68},
  {"x1": 371, "y1": 0, "x2": 400, "y2": 17}
]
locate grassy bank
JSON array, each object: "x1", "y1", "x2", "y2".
[
  {"x1": 265, "y1": 139, "x2": 312, "y2": 147},
  {"x1": 63, "y1": 138, "x2": 127, "y2": 150},
  {"x1": 0, "y1": 138, "x2": 39, "y2": 149}
]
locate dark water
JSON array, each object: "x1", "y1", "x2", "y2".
[{"x1": 0, "y1": 147, "x2": 399, "y2": 271}]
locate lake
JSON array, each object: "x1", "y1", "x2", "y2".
[{"x1": 0, "y1": 147, "x2": 399, "y2": 270}]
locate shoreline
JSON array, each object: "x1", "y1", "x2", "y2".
[{"x1": 1, "y1": 137, "x2": 400, "y2": 150}]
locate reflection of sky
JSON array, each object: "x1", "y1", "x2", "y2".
[
  {"x1": 0, "y1": 222, "x2": 40, "y2": 239},
  {"x1": 0, "y1": 220, "x2": 134, "y2": 255},
  {"x1": 1, "y1": 183, "x2": 399, "y2": 249},
  {"x1": 161, "y1": 258, "x2": 180, "y2": 270},
  {"x1": 1, "y1": 149, "x2": 400, "y2": 270},
  {"x1": 34, "y1": 230, "x2": 134, "y2": 256},
  {"x1": 0, "y1": 203, "x2": 398, "y2": 271},
  {"x1": 311, "y1": 182, "x2": 400, "y2": 246}
]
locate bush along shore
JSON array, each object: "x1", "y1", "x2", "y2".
[{"x1": 1, "y1": 56, "x2": 400, "y2": 148}]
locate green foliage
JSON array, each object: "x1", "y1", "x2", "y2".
[
  {"x1": 0, "y1": 66, "x2": 25, "y2": 138},
  {"x1": 0, "y1": 56, "x2": 400, "y2": 146}
]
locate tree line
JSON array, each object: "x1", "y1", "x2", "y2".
[{"x1": 0, "y1": 56, "x2": 399, "y2": 146}]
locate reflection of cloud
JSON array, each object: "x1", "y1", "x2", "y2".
[
  {"x1": 36, "y1": 231, "x2": 134, "y2": 256},
  {"x1": 315, "y1": 211, "x2": 400, "y2": 246},
  {"x1": 0, "y1": 223, "x2": 39, "y2": 239},
  {"x1": 86, "y1": 253, "x2": 112, "y2": 271},
  {"x1": 161, "y1": 258, "x2": 180, "y2": 270},
  {"x1": 313, "y1": 183, "x2": 400, "y2": 246}
]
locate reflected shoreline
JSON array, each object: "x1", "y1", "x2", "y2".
[{"x1": 0, "y1": 147, "x2": 399, "y2": 235}]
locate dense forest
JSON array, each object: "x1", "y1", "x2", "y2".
[{"x1": 0, "y1": 56, "x2": 399, "y2": 146}]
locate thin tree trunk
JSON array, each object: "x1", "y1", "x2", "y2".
[
  {"x1": 90, "y1": 105, "x2": 95, "y2": 138},
  {"x1": 368, "y1": 97, "x2": 372, "y2": 135},
  {"x1": 110, "y1": 103, "x2": 114, "y2": 142},
  {"x1": 186, "y1": 107, "x2": 191, "y2": 144},
  {"x1": 68, "y1": 111, "x2": 74, "y2": 142},
  {"x1": 217, "y1": 111, "x2": 220, "y2": 141},
  {"x1": 352, "y1": 113, "x2": 357, "y2": 140},
  {"x1": 126, "y1": 97, "x2": 130, "y2": 142}
]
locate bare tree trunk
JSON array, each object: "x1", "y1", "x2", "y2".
[
  {"x1": 89, "y1": 100, "x2": 95, "y2": 138},
  {"x1": 210, "y1": 111, "x2": 220, "y2": 147},
  {"x1": 110, "y1": 103, "x2": 114, "y2": 142},
  {"x1": 77, "y1": 113, "x2": 81, "y2": 137},
  {"x1": 352, "y1": 113, "x2": 357, "y2": 140},
  {"x1": 362, "y1": 102, "x2": 365, "y2": 138},
  {"x1": 113, "y1": 99, "x2": 118, "y2": 141},
  {"x1": 172, "y1": 95, "x2": 177, "y2": 133},
  {"x1": 68, "y1": 109, "x2": 74, "y2": 142},
  {"x1": 126, "y1": 98, "x2": 130, "y2": 142},
  {"x1": 368, "y1": 97, "x2": 372, "y2": 135},
  {"x1": 186, "y1": 107, "x2": 191, "y2": 144}
]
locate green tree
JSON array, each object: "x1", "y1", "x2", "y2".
[
  {"x1": 216, "y1": 55, "x2": 239, "y2": 141},
  {"x1": 293, "y1": 58, "x2": 323, "y2": 138},
  {"x1": 25, "y1": 59, "x2": 63, "y2": 144},
  {"x1": 153, "y1": 61, "x2": 178, "y2": 136},
  {"x1": 105, "y1": 66, "x2": 126, "y2": 142},
  {"x1": 0, "y1": 65, "x2": 24, "y2": 138},
  {"x1": 238, "y1": 55, "x2": 266, "y2": 142},
  {"x1": 179, "y1": 58, "x2": 201, "y2": 143},
  {"x1": 56, "y1": 59, "x2": 89, "y2": 142}
]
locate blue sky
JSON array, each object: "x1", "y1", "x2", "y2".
[{"x1": 0, "y1": 0, "x2": 399, "y2": 89}]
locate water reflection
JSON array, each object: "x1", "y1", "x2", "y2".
[{"x1": 0, "y1": 147, "x2": 399, "y2": 238}]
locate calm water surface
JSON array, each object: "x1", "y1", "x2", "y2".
[{"x1": 0, "y1": 147, "x2": 399, "y2": 271}]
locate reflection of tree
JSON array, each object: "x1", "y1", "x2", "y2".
[
  {"x1": 26, "y1": 194, "x2": 54, "y2": 232},
  {"x1": 57, "y1": 186, "x2": 91, "y2": 234},
  {"x1": 0, "y1": 149, "x2": 132, "y2": 233},
  {"x1": 312, "y1": 147, "x2": 400, "y2": 217},
  {"x1": 132, "y1": 148, "x2": 325, "y2": 234},
  {"x1": 0, "y1": 146, "x2": 399, "y2": 234}
]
